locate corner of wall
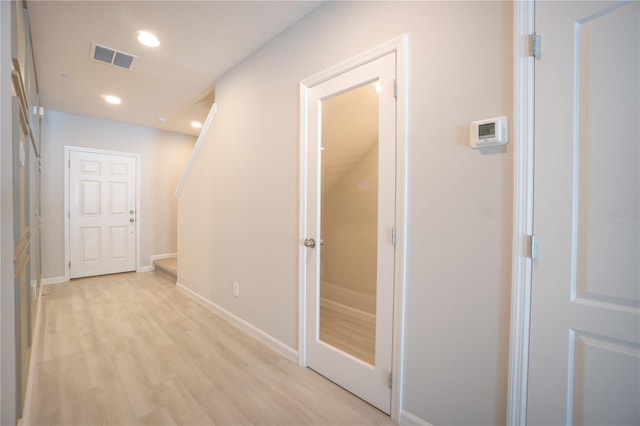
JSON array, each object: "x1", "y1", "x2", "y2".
[{"x1": 176, "y1": 282, "x2": 298, "y2": 363}]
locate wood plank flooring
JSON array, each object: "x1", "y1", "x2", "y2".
[
  {"x1": 319, "y1": 300, "x2": 375, "y2": 366},
  {"x1": 27, "y1": 272, "x2": 392, "y2": 426}
]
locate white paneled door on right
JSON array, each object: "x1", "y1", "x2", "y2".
[
  {"x1": 528, "y1": 1, "x2": 639, "y2": 424},
  {"x1": 69, "y1": 149, "x2": 137, "y2": 278}
]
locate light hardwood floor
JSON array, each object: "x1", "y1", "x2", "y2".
[
  {"x1": 319, "y1": 300, "x2": 375, "y2": 366},
  {"x1": 27, "y1": 272, "x2": 392, "y2": 426}
]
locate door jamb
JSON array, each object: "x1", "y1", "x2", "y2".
[
  {"x1": 64, "y1": 145, "x2": 141, "y2": 281},
  {"x1": 297, "y1": 35, "x2": 408, "y2": 423},
  {"x1": 507, "y1": 1, "x2": 535, "y2": 425}
]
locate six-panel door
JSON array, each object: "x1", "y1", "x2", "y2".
[{"x1": 69, "y1": 150, "x2": 137, "y2": 278}]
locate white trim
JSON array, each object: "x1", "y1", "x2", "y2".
[
  {"x1": 174, "y1": 103, "x2": 217, "y2": 198},
  {"x1": 20, "y1": 286, "x2": 44, "y2": 426},
  {"x1": 64, "y1": 146, "x2": 141, "y2": 281},
  {"x1": 507, "y1": 1, "x2": 535, "y2": 425},
  {"x1": 176, "y1": 282, "x2": 298, "y2": 363},
  {"x1": 391, "y1": 34, "x2": 409, "y2": 425},
  {"x1": 298, "y1": 34, "x2": 408, "y2": 424},
  {"x1": 41, "y1": 276, "x2": 67, "y2": 286},
  {"x1": 321, "y1": 281, "x2": 375, "y2": 314},
  {"x1": 297, "y1": 79, "x2": 309, "y2": 368},
  {"x1": 301, "y1": 37, "x2": 407, "y2": 89},
  {"x1": 400, "y1": 410, "x2": 435, "y2": 426},
  {"x1": 150, "y1": 253, "x2": 176, "y2": 261},
  {"x1": 320, "y1": 297, "x2": 376, "y2": 321}
]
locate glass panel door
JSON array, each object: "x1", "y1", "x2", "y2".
[{"x1": 319, "y1": 81, "x2": 379, "y2": 365}]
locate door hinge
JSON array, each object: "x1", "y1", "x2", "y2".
[
  {"x1": 388, "y1": 371, "x2": 393, "y2": 389},
  {"x1": 527, "y1": 235, "x2": 537, "y2": 259},
  {"x1": 68, "y1": 159, "x2": 71, "y2": 168},
  {"x1": 393, "y1": 79, "x2": 398, "y2": 100},
  {"x1": 68, "y1": 261, "x2": 71, "y2": 269},
  {"x1": 391, "y1": 227, "x2": 397, "y2": 247},
  {"x1": 529, "y1": 33, "x2": 541, "y2": 60}
]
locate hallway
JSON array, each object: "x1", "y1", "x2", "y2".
[{"x1": 27, "y1": 272, "x2": 392, "y2": 425}]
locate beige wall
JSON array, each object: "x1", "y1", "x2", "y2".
[
  {"x1": 178, "y1": 2, "x2": 512, "y2": 424},
  {"x1": 40, "y1": 109, "x2": 196, "y2": 279}
]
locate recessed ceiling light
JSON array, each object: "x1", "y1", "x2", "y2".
[
  {"x1": 191, "y1": 121, "x2": 202, "y2": 129},
  {"x1": 103, "y1": 95, "x2": 122, "y2": 105},
  {"x1": 137, "y1": 31, "x2": 160, "y2": 48}
]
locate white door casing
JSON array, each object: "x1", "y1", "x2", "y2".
[
  {"x1": 298, "y1": 36, "x2": 407, "y2": 422},
  {"x1": 526, "y1": 2, "x2": 639, "y2": 425},
  {"x1": 66, "y1": 147, "x2": 140, "y2": 279}
]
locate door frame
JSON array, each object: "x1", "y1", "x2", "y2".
[
  {"x1": 507, "y1": 1, "x2": 535, "y2": 425},
  {"x1": 298, "y1": 35, "x2": 407, "y2": 423},
  {"x1": 63, "y1": 146, "x2": 141, "y2": 281}
]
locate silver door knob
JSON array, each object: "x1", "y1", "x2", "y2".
[
  {"x1": 304, "y1": 238, "x2": 316, "y2": 248},
  {"x1": 129, "y1": 218, "x2": 135, "y2": 222}
]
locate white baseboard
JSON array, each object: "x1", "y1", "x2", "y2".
[
  {"x1": 151, "y1": 253, "x2": 177, "y2": 262},
  {"x1": 41, "y1": 276, "x2": 67, "y2": 286},
  {"x1": 22, "y1": 286, "x2": 44, "y2": 425},
  {"x1": 401, "y1": 410, "x2": 434, "y2": 426},
  {"x1": 176, "y1": 282, "x2": 298, "y2": 363},
  {"x1": 321, "y1": 281, "x2": 375, "y2": 314},
  {"x1": 320, "y1": 297, "x2": 375, "y2": 320},
  {"x1": 137, "y1": 266, "x2": 154, "y2": 273}
]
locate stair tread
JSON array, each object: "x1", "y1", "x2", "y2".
[{"x1": 153, "y1": 258, "x2": 177, "y2": 279}]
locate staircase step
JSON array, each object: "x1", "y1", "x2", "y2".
[{"x1": 153, "y1": 258, "x2": 177, "y2": 281}]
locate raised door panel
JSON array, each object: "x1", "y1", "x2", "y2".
[
  {"x1": 108, "y1": 226, "x2": 128, "y2": 260},
  {"x1": 80, "y1": 180, "x2": 101, "y2": 216},
  {"x1": 570, "y1": 332, "x2": 639, "y2": 424},
  {"x1": 79, "y1": 227, "x2": 101, "y2": 263},
  {"x1": 574, "y1": 2, "x2": 639, "y2": 307},
  {"x1": 109, "y1": 182, "x2": 128, "y2": 215}
]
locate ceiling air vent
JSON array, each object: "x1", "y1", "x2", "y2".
[{"x1": 90, "y1": 42, "x2": 136, "y2": 70}]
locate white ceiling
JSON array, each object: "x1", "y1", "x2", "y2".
[{"x1": 27, "y1": 1, "x2": 322, "y2": 136}]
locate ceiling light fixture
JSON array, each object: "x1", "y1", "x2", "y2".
[
  {"x1": 103, "y1": 95, "x2": 122, "y2": 105},
  {"x1": 137, "y1": 31, "x2": 160, "y2": 48},
  {"x1": 191, "y1": 121, "x2": 202, "y2": 129}
]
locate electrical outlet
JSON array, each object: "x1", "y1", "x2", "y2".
[{"x1": 233, "y1": 281, "x2": 240, "y2": 297}]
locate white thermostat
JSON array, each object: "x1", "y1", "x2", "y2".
[{"x1": 470, "y1": 116, "x2": 508, "y2": 148}]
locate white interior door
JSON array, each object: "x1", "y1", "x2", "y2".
[
  {"x1": 304, "y1": 52, "x2": 396, "y2": 414},
  {"x1": 69, "y1": 149, "x2": 137, "y2": 278},
  {"x1": 528, "y1": 2, "x2": 639, "y2": 424}
]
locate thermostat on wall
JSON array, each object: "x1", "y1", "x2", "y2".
[{"x1": 470, "y1": 116, "x2": 508, "y2": 148}]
